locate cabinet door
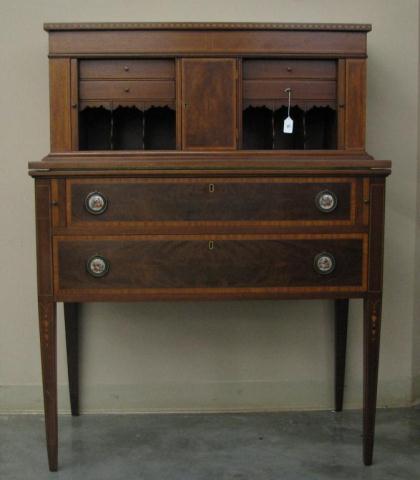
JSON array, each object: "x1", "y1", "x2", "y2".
[{"x1": 181, "y1": 58, "x2": 237, "y2": 150}]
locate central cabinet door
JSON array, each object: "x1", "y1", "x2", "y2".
[{"x1": 181, "y1": 58, "x2": 237, "y2": 150}]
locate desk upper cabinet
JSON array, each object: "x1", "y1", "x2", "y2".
[{"x1": 29, "y1": 23, "x2": 391, "y2": 472}]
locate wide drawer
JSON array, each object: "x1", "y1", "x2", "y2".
[
  {"x1": 54, "y1": 234, "x2": 367, "y2": 295},
  {"x1": 67, "y1": 178, "x2": 357, "y2": 227}
]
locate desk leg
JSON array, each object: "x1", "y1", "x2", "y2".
[
  {"x1": 334, "y1": 299, "x2": 349, "y2": 412},
  {"x1": 363, "y1": 293, "x2": 382, "y2": 466},
  {"x1": 64, "y1": 303, "x2": 79, "y2": 416},
  {"x1": 39, "y1": 299, "x2": 58, "y2": 472}
]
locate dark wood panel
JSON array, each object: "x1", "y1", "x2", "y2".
[
  {"x1": 35, "y1": 180, "x2": 54, "y2": 296},
  {"x1": 79, "y1": 80, "x2": 175, "y2": 101},
  {"x1": 243, "y1": 59, "x2": 337, "y2": 79},
  {"x1": 79, "y1": 59, "x2": 175, "y2": 79},
  {"x1": 49, "y1": 59, "x2": 71, "y2": 152},
  {"x1": 68, "y1": 178, "x2": 355, "y2": 225},
  {"x1": 345, "y1": 59, "x2": 366, "y2": 150},
  {"x1": 244, "y1": 80, "x2": 336, "y2": 101},
  {"x1": 55, "y1": 235, "x2": 366, "y2": 292},
  {"x1": 182, "y1": 59, "x2": 237, "y2": 150},
  {"x1": 48, "y1": 30, "x2": 367, "y2": 57}
]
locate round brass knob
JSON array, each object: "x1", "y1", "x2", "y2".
[
  {"x1": 85, "y1": 192, "x2": 108, "y2": 215},
  {"x1": 86, "y1": 255, "x2": 109, "y2": 278},
  {"x1": 314, "y1": 252, "x2": 336, "y2": 275},
  {"x1": 315, "y1": 190, "x2": 338, "y2": 213}
]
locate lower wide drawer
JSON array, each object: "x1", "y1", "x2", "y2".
[{"x1": 54, "y1": 234, "x2": 367, "y2": 295}]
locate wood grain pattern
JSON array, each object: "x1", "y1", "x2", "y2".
[
  {"x1": 48, "y1": 30, "x2": 368, "y2": 57},
  {"x1": 345, "y1": 59, "x2": 366, "y2": 150},
  {"x1": 54, "y1": 233, "x2": 368, "y2": 296},
  {"x1": 49, "y1": 59, "x2": 71, "y2": 152},
  {"x1": 38, "y1": 300, "x2": 57, "y2": 471},
  {"x1": 35, "y1": 180, "x2": 54, "y2": 296},
  {"x1": 66, "y1": 177, "x2": 357, "y2": 227},
  {"x1": 363, "y1": 177, "x2": 386, "y2": 465},
  {"x1": 182, "y1": 59, "x2": 237, "y2": 150}
]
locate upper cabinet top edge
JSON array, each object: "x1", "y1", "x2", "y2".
[
  {"x1": 44, "y1": 22, "x2": 372, "y2": 32},
  {"x1": 47, "y1": 29, "x2": 368, "y2": 57}
]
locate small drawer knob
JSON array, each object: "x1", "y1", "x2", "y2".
[
  {"x1": 86, "y1": 255, "x2": 110, "y2": 278},
  {"x1": 124, "y1": 87, "x2": 130, "y2": 93},
  {"x1": 287, "y1": 66, "x2": 293, "y2": 72},
  {"x1": 124, "y1": 65, "x2": 129, "y2": 71},
  {"x1": 314, "y1": 252, "x2": 336, "y2": 275},
  {"x1": 85, "y1": 192, "x2": 108, "y2": 215},
  {"x1": 315, "y1": 190, "x2": 337, "y2": 213}
]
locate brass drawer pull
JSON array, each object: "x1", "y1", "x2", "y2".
[
  {"x1": 86, "y1": 255, "x2": 110, "y2": 278},
  {"x1": 315, "y1": 190, "x2": 338, "y2": 213},
  {"x1": 313, "y1": 252, "x2": 336, "y2": 275},
  {"x1": 85, "y1": 192, "x2": 108, "y2": 215},
  {"x1": 208, "y1": 240, "x2": 214, "y2": 250},
  {"x1": 209, "y1": 183, "x2": 215, "y2": 193}
]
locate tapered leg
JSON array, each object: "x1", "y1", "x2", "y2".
[
  {"x1": 64, "y1": 303, "x2": 79, "y2": 416},
  {"x1": 363, "y1": 293, "x2": 382, "y2": 465},
  {"x1": 334, "y1": 299, "x2": 349, "y2": 412},
  {"x1": 39, "y1": 299, "x2": 58, "y2": 472}
]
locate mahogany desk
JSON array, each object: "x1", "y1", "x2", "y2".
[{"x1": 29, "y1": 22, "x2": 391, "y2": 471}]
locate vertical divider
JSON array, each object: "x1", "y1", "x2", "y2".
[
  {"x1": 236, "y1": 58, "x2": 242, "y2": 149},
  {"x1": 49, "y1": 58, "x2": 72, "y2": 152},
  {"x1": 345, "y1": 59, "x2": 366, "y2": 151},
  {"x1": 175, "y1": 58, "x2": 182, "y2": 149},
  {"x1": 70, "y1": 59, "x2": 79, "y2": 150},
  {"x1": 110, "y1": 101, "x2": 114, "y2": 150},
  {"x1": 337, "y1": 59, "x2": 346, "y2": 149}
]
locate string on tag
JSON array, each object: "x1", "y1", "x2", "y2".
[{"x1": 283, "y1": 88, "x2": 294, "y2": 134}]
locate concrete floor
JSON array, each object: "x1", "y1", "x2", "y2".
[{"x1": 1, "y1": 408, "x2": 419, "y2": 480}]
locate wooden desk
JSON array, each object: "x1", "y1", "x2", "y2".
[{"x1": 29, "y1": 22, "x2": 391, "y2": 471}]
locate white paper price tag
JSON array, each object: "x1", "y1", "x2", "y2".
[{"x1": 283, "y1": 116, "x2": 294, "y2": 134}]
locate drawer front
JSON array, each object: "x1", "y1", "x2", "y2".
[
  {"x1": 243, "y1": 60, "x2": 337, "y2": 80},
  {"x1": 79, "y1": 80, "x2": 175, "y2": 101},
  {"x1": 243, "y1": 79, "x2": 336, "y2": 102},
  {"x1": 54, "y1": 234, "x2": 367, "y2": 295},
  {"x1": 79, "y1": 59, "x2": 175, "y2": 80},
  {"x1": 68, "y1": 178, "x2": 357, "y2": 227}
]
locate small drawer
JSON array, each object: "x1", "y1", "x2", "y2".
[
  {"x1": 79, "y1": 80, "x2": 175, "y2": 101},
  {"x1": 243, "y1": 60, "x2": 337, "y2": 80},
  {"x1": 67, "y1": 178, "x2": 357, "y2": 228},
  {"x1": 54, "y1": 234, "x2": 367, "y2": 295},
  {"x1": 243, "y1": 79, "x2": 336, "y2": 102},
  {"x1": 79, "y1": 59, "x2": 175, "y2": 80}
]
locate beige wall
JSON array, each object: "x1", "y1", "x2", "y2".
[{"x1": 1, "y1": 0, "x2": 419, "y2": 413}]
